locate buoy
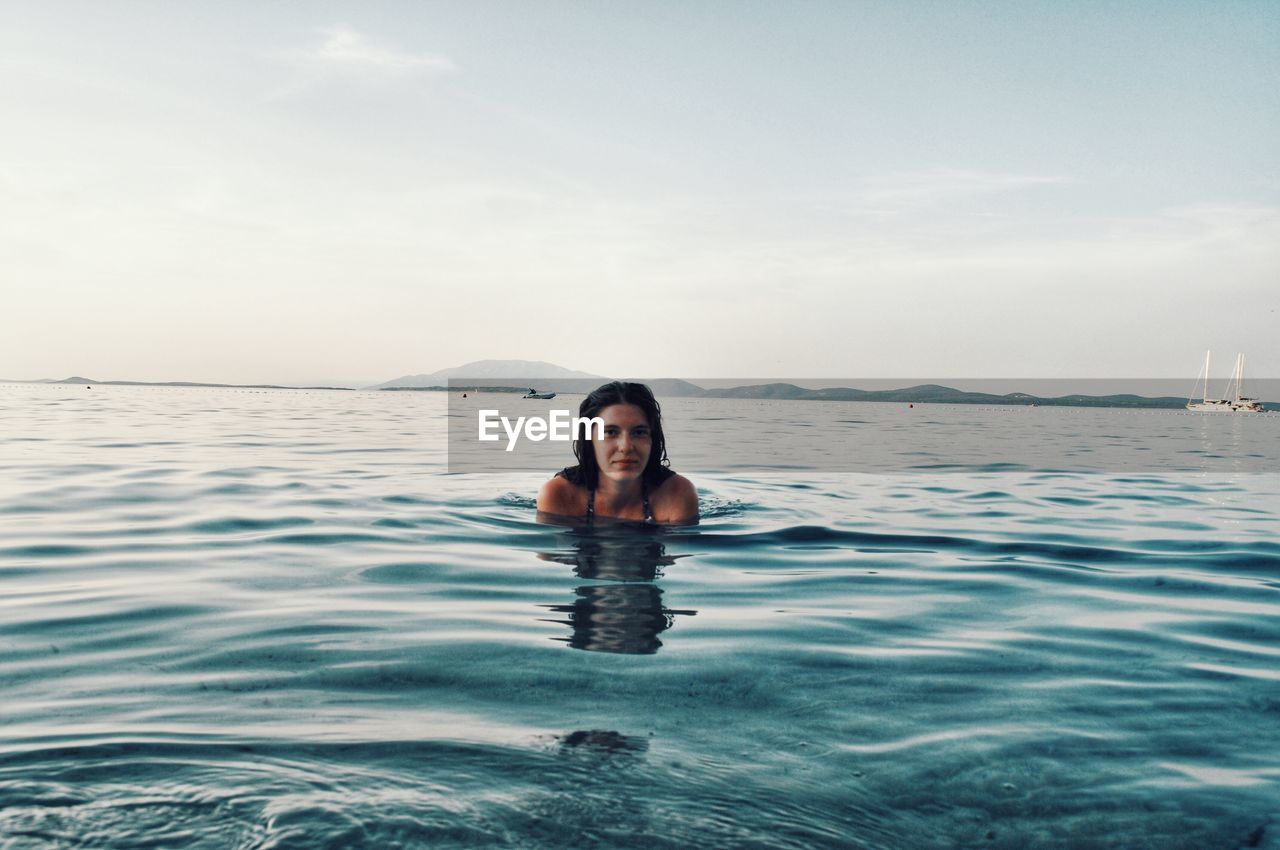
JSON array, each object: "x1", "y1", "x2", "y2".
[{"x1": 908, "y1": 403, "x2": 913, "y2": 408}]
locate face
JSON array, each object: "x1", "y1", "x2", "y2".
[{"x1": 591, "y1": 403, "x2": 652, "y2": 484}]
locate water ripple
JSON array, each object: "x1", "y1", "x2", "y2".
[{"x1": 2, "y1": 386, "x2": 1278, "y2": 849}]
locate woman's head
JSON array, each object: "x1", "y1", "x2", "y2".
[{"x1": 573, "y1": 382, "x2": 670, "y2": 489}]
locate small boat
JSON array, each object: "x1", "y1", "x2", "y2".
[
  {"x1": 523, "y1": 388, "x2": 557, "y2": 400},
  {"x1": 1186, "y1": 351, "x2": 1264, "y2": 412}
]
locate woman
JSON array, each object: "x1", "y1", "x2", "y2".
[{"x1": 537, "y1": 382, "x2": 698, "y2": 524}]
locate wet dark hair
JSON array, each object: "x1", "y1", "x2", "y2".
[{"x1": 558, "y1": 381, "x2": 674, "y2": 491}]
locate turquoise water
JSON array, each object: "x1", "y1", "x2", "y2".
[{"x1": 2, "y1": 383, "x2": 1278, "y2": 849}]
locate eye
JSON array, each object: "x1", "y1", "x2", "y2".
[
  {"x1": 633, "y1": 427, "x2": 650, "y2": 438},
  {"x1": 604, "y1": 426, "x2": 621, "y2": 436}
]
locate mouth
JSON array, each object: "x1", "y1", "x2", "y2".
[{"x1": 612, "y1": 460, "x2": 638, "y2": 467}]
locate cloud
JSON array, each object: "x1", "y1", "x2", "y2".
[
  {"x1": 859, "y1": 167, "x2": 1069, "y2": 208},
  {"x1": 281, "y1": 26, "x2": 458, "y2": 80}
]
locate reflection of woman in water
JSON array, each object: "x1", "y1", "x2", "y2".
[
  {"x1": 538, "y1": 530, "x2": 696, "y2": 654},
  {"x1": 537, "y1": 382, "x2": 698, "y2": 524},
  {"x1": 542, "y1": 584, "x2": 693, "y2": 654},
  {"x1": 539, "y1": 535, "x2": 679, "y2": 582}
]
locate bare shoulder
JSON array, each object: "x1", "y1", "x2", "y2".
[
  {"x1": 537, "y1": 475, "x2": 586, "y2": 517},
  {"x1": 650, "y1": 473, "x2": 699, "y2": 524}
]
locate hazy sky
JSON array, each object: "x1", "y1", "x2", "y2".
[{"x1": 3, "y1": 1, "x2": 1277, "y2": 385}]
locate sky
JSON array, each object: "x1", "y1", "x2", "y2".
[{"x1": 2, "y1": 1, "x2": 1278, "y2": 386}]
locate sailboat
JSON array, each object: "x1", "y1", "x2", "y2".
[{"x1": 1186, "y1": 351, "x2": 1264, "y2": 412}]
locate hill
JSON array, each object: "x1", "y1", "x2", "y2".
[{"x1": 368, "y1": 360, "x2": 602, "y2": 390}]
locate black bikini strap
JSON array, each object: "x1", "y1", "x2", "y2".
[{"x1": 586, "y1": 489, "x2": 595, "y2": 520}]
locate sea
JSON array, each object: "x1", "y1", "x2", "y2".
[{"x1": 1, "y1": 382, "x2": 1278, "y2": 850}]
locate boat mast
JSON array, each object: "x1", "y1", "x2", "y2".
[{"x1": 1202, "y1": 350, "x2": 1211, "y2": 402}]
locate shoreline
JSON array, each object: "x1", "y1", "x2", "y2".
[{"x1": 4, "y1": 378, "x2": 1275, "y2": 411}]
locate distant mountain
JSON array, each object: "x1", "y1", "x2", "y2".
[
  {"x1": 369, "y1": 360, "x2": 603, "y2": 390},
  {"x1": 633, "y1": 378, "x2": 705, "y2": 398},
  {"x1": 699, "y1": 382, "x2": 1230, "y2": 409}
]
